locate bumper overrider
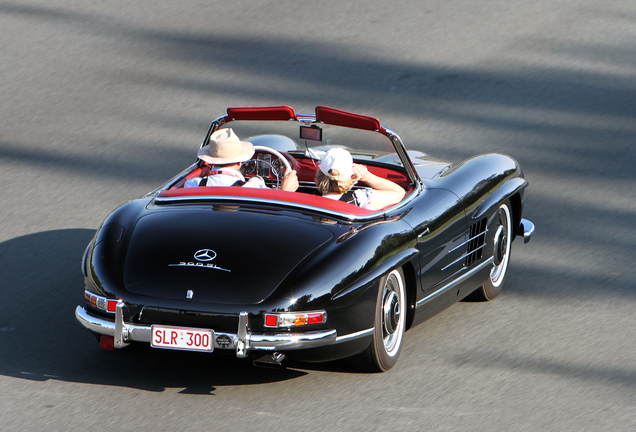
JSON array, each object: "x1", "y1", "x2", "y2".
[
  {"x1": 520, "y1": 218, "x2": 534, "y2": 244},
  {"x1": 75, "y1": 302, "x2": 338, "y2": 358}
]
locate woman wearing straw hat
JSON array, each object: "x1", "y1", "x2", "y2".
[{"x1": 185, "y1": 128, "x2": 298, "y2": 191}]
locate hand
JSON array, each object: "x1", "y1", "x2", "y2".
[
  {"x1": 281, "y1": 168, "x2": 299, "y2": 192},
  {"x1": 352, "y1": 163, "x2": 369, "y2": 182}
]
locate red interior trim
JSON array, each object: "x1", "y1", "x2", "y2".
[
  {"x1": 365, "y1": 165, "x2": 410, "y2": 189},
  {"x1": 158, "y1": 187, "x2": 375, "y2": 215},
  {"x1": 186, "y1": 166, "x2": 211, "y2": 179},
  {"x1": 296, "y1": 156, "x2": 409, "y2": 189},
  {"x1": 294, "y1": 157, "x2": 318, "y2": 183},
  {"x1": 315, "y1": 106, "x2": 383, "y2": 132},
  {"x1": 227, "y1": 106, "x2": 297, "y2": 121}
]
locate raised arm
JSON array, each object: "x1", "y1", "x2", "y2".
[{"x1": 353, "y1": 164, "x2": 406, "y2": 210}]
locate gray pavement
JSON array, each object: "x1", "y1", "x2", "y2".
[{"x1": 1, "y1": 1, "x2": 635, "y2": 431}]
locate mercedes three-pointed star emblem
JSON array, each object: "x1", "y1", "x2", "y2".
[{"x1": 194, "y1": 249, "x2": 217, "y2": 261}]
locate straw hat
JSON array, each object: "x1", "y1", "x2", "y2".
[{"x1": 197, "y1": 128, "x2": 255, "y2": 164}]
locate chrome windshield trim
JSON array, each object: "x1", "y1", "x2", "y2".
[
  {"x1": 384, "y1": 127, "x2": 419, "y2": 183},
  {"x1": 202, "y1": 117, "x2": 226, "y2": 148},
  {"x1": 296, "y1": 113, "x2": 315, "y2": 123},
  {"x1": 159, "y1": 110, "x2": 421, "y2": 220},
  {"x1": 335, "y1": 327, "x2": 374, "y2": 343},
  {"x1": 417, "y1": 257, "x2": 494, "y2": 309},
  {"x1": 143, "y1": 162, "x2": 201, "y2": 197}
]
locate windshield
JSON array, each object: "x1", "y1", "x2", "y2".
[{"x1": 218, "y1": 120, "x2": 404, "y2": 169}]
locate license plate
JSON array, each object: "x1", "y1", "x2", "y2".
[{"x1": 151, "y1": 325, "x2": 214, "y2": 352}]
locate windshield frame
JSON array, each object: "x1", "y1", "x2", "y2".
[
  {"x1": 156, "y1": 107, "x2": 422, "y2": 221},
  {"x1": 202, "y1": 112, "x2": 419, "y2": 184}
]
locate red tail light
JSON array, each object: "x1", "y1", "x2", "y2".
[
  {"x1": 265, "y1": 314, "x2": 278, "y2": 327},
  {"x1": 84, "y1": 291, "x2": 118, "y2": 314},
  {"x1": 263, "y1": 311, "x2": 327, "y2": 328},
  {"x1": 106, "y1": 300, "x2": 117, "y2": 312}
]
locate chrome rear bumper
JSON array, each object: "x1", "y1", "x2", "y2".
[{"x1": 75, "y1": 304, "x2": 337, "y2": 358}]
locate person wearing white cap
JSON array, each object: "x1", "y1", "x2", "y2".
[
  {"x1": 185, "y1": 128, "x2": 298, "y2": 191},
  {"x1": 315, "y1": 147, "x2": 405, "y2": 210}
]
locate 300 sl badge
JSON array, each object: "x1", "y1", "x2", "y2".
[{"x1": 169, "y1": 249, "x2": 231, "y2": 272}]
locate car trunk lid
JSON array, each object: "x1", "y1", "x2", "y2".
[{"x1": 123, "y1": 209, "x2": 333, "y2": 304}]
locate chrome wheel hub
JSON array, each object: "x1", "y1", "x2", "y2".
[
  {"x1": 381, "y1": 272, "x2": 405, "y2": 355},
  {"x1": 493, "y1": 225, "x2": 507, "y2": 266},
  {"x1": 383, "y1": 290, "x2": 400, "y2": 336},
  {"x1": 490, "y1": 205, "x2": 511, "y2": 287}
]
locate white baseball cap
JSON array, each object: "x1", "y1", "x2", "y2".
[{"x1": 319, "y1": 148, "x2": 354, "y2": 178}]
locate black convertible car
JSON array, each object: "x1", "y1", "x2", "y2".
[{"x1": 76, "y1": 105, "x2": 534, "y2": 372}]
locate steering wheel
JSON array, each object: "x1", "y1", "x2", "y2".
[{"x1": 245, "y1": 145, "x2": 292, "y2": 177}]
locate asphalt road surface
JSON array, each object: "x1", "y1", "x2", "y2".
[{"x1": 1, "y1": 1, "x2": 635, "y2": 431}]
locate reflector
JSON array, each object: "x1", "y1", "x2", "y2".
[{"x1": 99, "y1": 335, "x2": 116, "y2": 351}]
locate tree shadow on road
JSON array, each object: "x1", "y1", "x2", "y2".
[{"x1": 0, "y1": 229, "x2": 315, "y2": 394}]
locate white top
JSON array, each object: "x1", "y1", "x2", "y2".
[{"x1": 184, "y1": 168, "x2": 266, "y2": 188}]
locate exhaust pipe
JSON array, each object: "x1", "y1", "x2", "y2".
[{"x1": 253, "y1": 352, "x2": 286, "y2": 369}]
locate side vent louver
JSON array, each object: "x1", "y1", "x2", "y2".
[{"x1": 465, "y1": 218, "x2": 487, "y2": 267}]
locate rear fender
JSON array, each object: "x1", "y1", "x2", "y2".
[
  {"x1": 470, "y1": 177, "x2": 527, "y2": 222},
  {"x1": 331, "y1": 248, "x2": 419, "y2": 301}
]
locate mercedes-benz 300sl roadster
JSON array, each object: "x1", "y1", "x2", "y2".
[{"x1": 76, "y1": 105, "x2": 534, "y2": 372}]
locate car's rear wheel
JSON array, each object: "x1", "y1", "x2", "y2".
[
  {"x1": 355, "y1": 268, "x2": 406, "y2": 372},
  {"x1": 473, "y1": 202, "x2": 512, "y2": 301}
]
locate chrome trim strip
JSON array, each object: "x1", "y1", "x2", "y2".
[
  {"x1": 75, "y1": 306, "x2": 337, "y2": 354},
  {"x1": 448, "y1": 229, "x2": 488, "y2": 254},
  {"x1": 417, "y1": 257, "x2": 494, "y2": 309},
  {"x1": 335, "y1": 327, "x2": 374, "y2": 343},
  {"x1": 441, "y1": 243, "x2": 487, "y2": 272},
  {"x1": 154, "y1": 194, "x2": 380, "y2": 222},
  {"x1": 250, "y1": 330, "x2": 337, "y2": 350},
  {"x1": 417, "y1": 227, "x2": 430, "y2": 238},
  {"x1": 155, "y1": 180, "x2": 421, "y2": 223},
  {"x1": 520, "y1": 218, "x2": 534, "y2": 244},
  {"x1": 155, "y1": 183, "x2": 419, "y2": 221}
]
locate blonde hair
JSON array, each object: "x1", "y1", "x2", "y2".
[{"x1": 315, "y1": 169, "x2": 356, "y2": 195}]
